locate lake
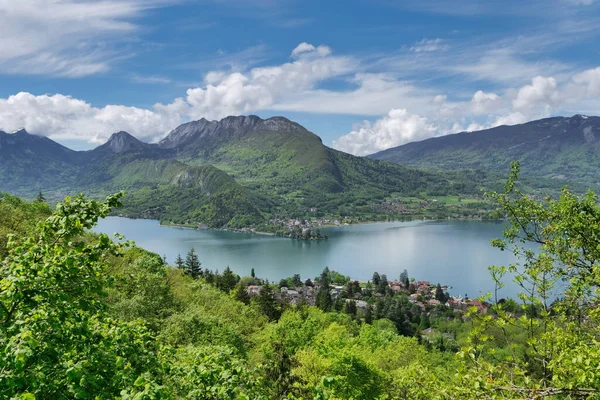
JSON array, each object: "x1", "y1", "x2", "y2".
[{"x1": 94, "y1": 217, "x2": 526, "y2": 298}]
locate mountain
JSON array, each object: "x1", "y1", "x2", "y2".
[
  {"x1": 0, "y1": 115, "x2": 497, "y2": 228},
  {"x1": 0, "y1": 129, "x2": 80, "y2": 194},
  {"x1": 370, "y1": 115, "x2": 600, "y2": 185}
]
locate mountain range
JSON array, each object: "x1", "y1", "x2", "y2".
[
  {"x1": 3, "y1": 114, "x2": 595, "y2": 229},
  {"x1": 370, "y1": 115, "x2": 600, "y2": 186},
  {"x1": 0, "y1": 116, "x2": 492, "y2": 228}
]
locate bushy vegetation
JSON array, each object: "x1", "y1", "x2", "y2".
[{"x1": 2, "y1": 162, "x2": 600, "y2": 399}]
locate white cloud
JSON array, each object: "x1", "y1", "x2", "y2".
[
  {"x1": 0, "y1": 0, "x2": 168, "y2": 77},
  {"x1": 410, "y1": 38, "x2": 447, "y2": 53},
  {"x1": 512, "y1": 76, "x2": 559, "y2": 114},
  {"x1": 1, "y1": 39, "x2": 600, "y2": 155},
  {"x1": 470, "y1": 90, "x2": 500, "y2": 114},
  {"x1": 0, "y1": 92, "x2": 181, "y2": 143},
  {"x1": 332, "y1": 109, "x2": 437, "y2": 156}
]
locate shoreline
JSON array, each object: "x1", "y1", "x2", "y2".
[{"x1": 154, "y1": 214, "x2": 502, "y2": 239}]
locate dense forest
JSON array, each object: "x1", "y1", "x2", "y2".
[{"x1": 1, "y1": 162, "x2": 600, "y2": 399}]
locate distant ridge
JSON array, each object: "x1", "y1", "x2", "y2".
[{"x1": 369, "y1": 115, "x2": 600, "y2": 185}]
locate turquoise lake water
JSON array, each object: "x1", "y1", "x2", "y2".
[{"x1": 94, "y1": 217, "x2": 528, "y2": 298}]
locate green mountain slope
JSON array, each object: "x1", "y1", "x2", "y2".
[
  {"x1": 0, "y1": 115, "x2": 504, "y2": 227},
  {"x1": 370, "y1": 115, "x2": 600, "y2": 186},
  {"x1": 157, "y1": 115, "x2": 494, "y2": 218},
  {"x1": 0, "y1": 129, "x2": 81, "y2": 195}
]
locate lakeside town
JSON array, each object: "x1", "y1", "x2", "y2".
[{"x1": 247, "y1": 276, "x2": 489, "y2": 315}]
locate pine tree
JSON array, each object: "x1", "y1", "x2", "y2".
[
  {"x1": 233, "y1": 283, "x2": 250, "y2": 305},
  {"x1": 175, "y1": 253, "x2": 185, "y2": 270},
  {"x1": 316, "y1": 267, "x2": 332, "y2": 312},
  {"x1": 364, "y1": 304, "x2": 373, "y2": 324},
  {"x1": 184, "y1": 248, "x2": 202, "y2": 279},
  {"x1": 256, "y1": 282, "x2": 281, "y2": 321},
  {"x1": 372, "y1": 272, "x2": 381, "y2": 286},
  {"x1": 400, "y1": 269, "x2": 410, "y2": 289},
  {"x1": 217, "y1": 266, "x2": 238, "y2": 293},
  {"x1": 435, "y1": 283, "x2": 445, "y2": 302},
  {"x1": 344, "y1": 299, "x2": 357, "y2": 315},
  {"x1": 251, "y1": 268, "x2": 255, "y2": 278}
]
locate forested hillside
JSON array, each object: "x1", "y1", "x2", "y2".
[
  {"x1": 2, "y1": 163, "x2": 600, "y2": 399},
  {"x1": 0, "y1": 116, "x2": 504, "y2": 231},
  {"x1": 370, "y1": 115, "x2": 600, "y2": 186}
]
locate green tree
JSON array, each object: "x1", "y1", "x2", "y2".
[
  {"x1": 400, "y1": 269, "x2": 409, "y2": 288},
  {"x1": 175, "y1": 253, "x2": 185, "y2": 270},
  {"x1": 454, "y1": 161, "x2": 600, "y2": 398},
  {"x1": 233, "y1": 282, "x2": 251, "y2": 305},
  {"x1": 364, "y1": 304, "x2": 373, "y2": 324},
  {"x1": 255, "y1": 282, "x2": 281, "y2": 321},
  {"x1": 185, "y1": 248, "x2": 202, "y2": 279},
  {"x1": 291, "y1": 273, "x2": 303, "y2": 287},
  {"x1": 0, "y1": 193, "x2": 165, "y2": 398},
  {"x1": 372, "y1": 272, "x2": 381, "y2": 286},
  {"x1": 217, "y1": 266, "x2": 237, "y2": 293},
  {"x1": 435, "y1": 283, "x2": 445, "y2": 302},
  {"x1": 344, "y1": 300, "x2": 357, "y2": 316},
  {"x1": 251, "y1": 267, "x2": 255, "y2": 278},
  {"x1": 316, "y1": 267, "x2": 332, "y2": 312}
]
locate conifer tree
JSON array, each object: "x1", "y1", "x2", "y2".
[
  {"x1": 175, "y1": 253, "x2": 185, "y2": 270},
  {"x1": 184, "y1": 248, "x2": 202, "y2": 279}
]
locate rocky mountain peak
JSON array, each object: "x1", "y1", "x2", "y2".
[
  {"x1": 158, "y1": 115, "x2": 310, "y2": 149},
  {"x1": 104, "y1": 131, "x2": 148, "y2": 154}
]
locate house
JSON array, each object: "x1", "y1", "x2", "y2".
[
  {"x1": 467, "y1": 300, "x2": 490, "y2": 314},
  {"x1": 247, "y1": 285, "x2": 262, "y2": 296}
]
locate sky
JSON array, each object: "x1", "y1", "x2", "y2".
[{"x1": 0, "y1": 0, "x2": 599, "y2": 154}]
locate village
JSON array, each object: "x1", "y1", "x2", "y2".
[{"x1": 246, "y1": 276, "x2": 490, "y2": 316}]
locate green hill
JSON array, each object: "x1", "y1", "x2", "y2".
[{"x1": 370, "y1": 115, "x2": 600, "y2": 187}]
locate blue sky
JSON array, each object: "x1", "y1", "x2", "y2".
[{"x1": 0, "y1": 0, "x2": 599, "y2": 154}]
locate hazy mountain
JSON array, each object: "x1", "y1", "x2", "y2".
[
  {"x1": 0, "y1": 129, "x2": 80, "y2": 194},
  {"x1": 370, "y1": 115, "x2": 600, "y2": 185}
]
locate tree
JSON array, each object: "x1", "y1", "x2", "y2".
[
  {"x1": 434, "y1": 283, "x2": 445, "y2": 302},
  {"x1": 279, "y1": 278, "x2": 288, "y2": 289},
  {"x1": 233, "y1": 282, "x2": 250, "y2": 305},
  {"x1": 185, "y1": 248, "x2": 202, "y2": 279},
  {"x1": 251, "y1": 268, "x2": 255, "y2": 278},
  {"x1": 291, "y1": 273, "x2": 303, "y2": 287},
  {"x1": 400, "y1": 269, "x2": 410, "y2": 288},
  {"x1": 255, "y1": 282, "x2": 281, "y2": 321},
  {"x1": 372, "y1": 272, "x2": 381, "y2": 286},
  {"x1": 377, "y1": 274, "x2": 388, "y2": 294},
  {"x1": 175, "y1": 253, "x2": 185, "y2": 270},
  {"x1": 35, "y1": 190, "x2": 46, "y2": 203},
  {"x1": 217, "y1": 266, "x2": 238, "y2": 293},
  {"x1": 316, "y1": 267, "x2": 332, "y2": 312},
  {"x1": 0, "y1": 193, "x2": 166, "y2": 398},
  {"x1": 344, "y1": 300, "x2": 357, "y2": 316},
  {"x1": 364, "y1": 304, "x2": 373, "y2": 324},
  {"x1": 455, "y1": 161, "x2": 600, "y2": 398}
]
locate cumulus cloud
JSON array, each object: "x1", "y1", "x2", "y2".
[
  {"x1": 291, "y1": 42, "x2": 332, "y2": 58},
  {"x1": 332, "y1": 109, "x2": 437, "y2": 156},
  {"x1": 167, "y1": 43, "x2": 354, "y2": 120},
  {"x1": 0, "y1": 92, "x2": 181, "y2": 143},
  {"x1": 470, "y1": 90, "x2": 500, "y2": 114},
  {"x1": 512, "y1": 76, "x2": 559, "y2": 114},
  {"x1": 0, "y1": 42, "x2": 354, "y2": 142}
]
